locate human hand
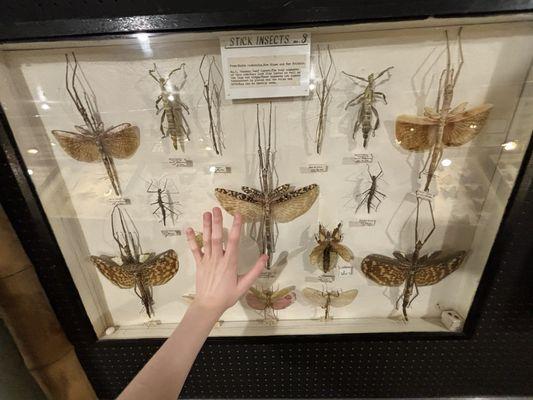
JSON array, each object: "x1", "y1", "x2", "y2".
[{"x1": 185, "y1": 207, "x2": 268, "y2": 315}]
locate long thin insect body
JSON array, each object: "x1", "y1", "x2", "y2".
[
  {"x1": 200, "y1": 55, "x2": 224, "y2": 155},
  {"x1": 314, "y1": 45, "x2": 335, "y2": 154},
  {"x1": 147, "y1": 179, "x2": 181, "y2": 226},
  {"x1": 356, "y1": 162, "x2": 385, "y2": 214}
]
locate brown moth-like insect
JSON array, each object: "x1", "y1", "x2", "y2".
[
  {"x1": 361, "y1": 198, "x2": 466, "y2": 320},
  {"x1": 303, "y1": 287, "x2": 358, "y2": 320},
  {"x1": 91, "y1": 206, "x2": 179, "y2": 317},
  {"x1": 309, "y1": 223, "x2": 353, "y2": 273},
  {"x1": 395, "y1": 28, "x2": 492, "y2": 191},
  {"x1": 246, "y1": 286, "x2": 296, "y2": 322},
  {"x1": 52, "y1": 53, "x2": 140, "y2": 196},
  {"x1": 215, "y1": 104, "x2": 319, "y2": 269}
]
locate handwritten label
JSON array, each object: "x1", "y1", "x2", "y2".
[
  {"x1": 342, "y1": 153, "x2": 373, "y2": 165},
  {"x1": 106, "y1": 197, "x2": 130, "y2": 205},
  {"x1": 259, "y1": 271, "x2": 278, "y2": 279},
  {"x1": 208, "y1": 165, "x2": 232, "y2": 174},
  {"x1": 300, "y1": 164, "x2": 328, "y2": 173},
  {"x1": 318, "y1": 274, "x2": 335, "y2": 283},
  {"x1": 161, "y1": 229, "x2": 181, "y2": 237},
  {"x1": 415, "y1": 190, "x2": 435, "y2": 201},
  {"x1": 339, "y1": 266, "x2": 354, "y2": 277},
  {"x1": 169, "y1": 158, "x2": 193, "y2": 167},
  {"x1": 220, "y1": 32, "x2": 310, "y2": 99},
  {"x1": 349, "y1": 219, "x2": 376, "y2": 227}
]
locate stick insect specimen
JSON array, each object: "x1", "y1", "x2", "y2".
[
  {"x1": 147, "y1": 179, "x2": 181, "y2": 226},
  {"x1": 149, "y1": 63, "x2": 191, "y2": 151},
  {"x1": 215, "y1": 104, "x2": 319, "y2": 269},
  {"x1": 52, "y1": 53, "x2": 140, "y2": 196},
  {"x1": 303, "y1": 288, "x2": 358, "y2": 320},
  {"x1": 343, "y1": 66, "x2": 393, "y2": 148},
  {"x1": 246, "y1": 286, "x2": 296, "y2": 322},
  {"x1": 361, "y1": 198, "x2": 466, "y2": 320},
  {"x1": 199, "y1": 55, "x2": 224, "y2": 155},
  {"x1": 309, "y1": 223, "x2": 353, "y2": 274},
  {"x1": 90, "y1": 206, "x2": 179, "y2": 317},
  {"x1": 314, "y1": 45, "x2": 336, "y2": 154},
  {"x1": 355, "y1": 162, "x2": 386, "y2": 214},
  {"x1": 396, "y1": 28, "x2": 492, "y2": 191}
]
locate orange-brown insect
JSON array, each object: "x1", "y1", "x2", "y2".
[
  {"x1": 303, "y1": 288, "x2": 357, "y2": 320},
  {"x1": 309, "y1": 223, "x2": 353, "y2": 273}
]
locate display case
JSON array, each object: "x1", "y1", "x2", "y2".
[{"x1": 1, "y1": 15, "x2": 532, "y2": 342}]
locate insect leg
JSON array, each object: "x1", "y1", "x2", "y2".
[
  {"x1": 374, "y1": 92, "x2": 387, "y2": 104},
  {"x1": 375, "y1": 190, "x2": 386, "y2": 197},
  {"x1": 345, "y1": 93, "x2": 364, "y2": 109},
  {"x1": 374, "y1": 66, "x2": 393, "y2": 80},
  {"x1": 407, "y1": 283, "x2": 420, "y2": 307},
  {"x1": 371, "y1": 106, "x2": 380, "y2": 131},
  {"x1": 355, "y1": 192, "x2": 370, "y2": 213},
  {"x1": 160, "y1": 110, "x2": 167, "y2": 137}
]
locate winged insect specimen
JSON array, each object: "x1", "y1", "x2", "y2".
[
  {"x1": 343, "y1": 66, "x2": 393, "y2": 148},
  {"x1": 52, "y1": 53, "x2": 140, "y2": 196},
  {"x1": 314, "y1": 45, "x2": 336, "y2": 154},
  {"x1": 149, "y1": 62, "x2": 191, "y2": 151},
  {"x1": 395, "y1": 28, "x2": 492, "y2": 191},
  {"x1": 90, "y1": 206, "x2": 179, "y2": 317},
  {"x1": 303, "y1": 287, "x2": 358, "y2": 320},
  {"x1": 246, "y1": 286, "x2": 296, "y2": 322},
  {"x1": 199, "y1": 55, "x2": 224, "y2": 155},
  {"x1": 356, "y1": 162, "x2": 386, "y2": 214},
  {"x1": 361, "y1": 198, "x2": 466, "y2": 320},
  {"x1": 309, "y1": 223, "x2": 353, "y2": 273},
  {"x1": 147, "y1": 179, "x2": 181, "y2": 226},
  {"x1": 215, "y1": 104, "x2": 319, "y2": 269}
]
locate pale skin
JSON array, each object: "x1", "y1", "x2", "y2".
[{"x1": 118, "y1": 207, "x2": 268, "y2": 400}]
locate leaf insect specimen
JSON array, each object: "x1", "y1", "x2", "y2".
[
  {"x1": 146, "y1": 179, "x2": 181, "y2": 226},
  {"x1": 360, "y1": 198, "x2": 466, "y2": 320},
  {"x1": 303, "y1": 288, "x2": 358, "y2": 320},
  {"x1": 343, "y1": 66, "x2": 393, "y2": 148},
  {"x1": 395, "y1": 28, "x2": 492, "y2": 191},
  {"x1": 199, "y1": 55, "x2": 224, "y2": 155},
  {"x1": 149, "y1": 62, "x2": 191, "y2": 151},
  {"x1": 52, "y1": 53, "x2": 140, "y2": 196},
  {"x1": 90, "y1": 205, "x2": 179, "y2": 317},
  {"x1": 313, "y1": 45, "x2": 336, "y2": 154},
  {"x1": 246, "y1": 286, "x2": 296, "y2": 322},
  {"x1": 355, "y1": 162, "x2": 386, "y2": 214},
  {"x1": 215, "y1": 104, "x2": 319, "y2": 269},
  {"x1": 309, "y1": 223, "x2": 353, "y2": 274}
]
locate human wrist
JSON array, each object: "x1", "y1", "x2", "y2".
[{"x1": 188, "y1": 298, "x2": 225, "y2": 321}]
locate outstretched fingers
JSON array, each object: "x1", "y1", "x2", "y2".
[
  {"x1": 225, "y1": 213, "x2": 242, "y2": 260},
  {"x1": 185, "y1": 228, "x2": 203, "y2": 264},
  {"x1": 211, "y1": 207, "x2": 224, "y2": 257},
  {"x1": 202, "y1": 211, "x2": 212, "y2": 257},
  {"x1": 237, "y1": 254, "x2": 268, "y2": 296}
]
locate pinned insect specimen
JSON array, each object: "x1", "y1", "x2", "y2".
[
  {"x1": 313, "y1": 45, "x2": 336, "y2": 154},
  {"x1": 396, "y1": 28, "x2": 492, "y2": 191},
  {"x1": 146, "y1": 179, "x2": 181, "y2": 226},
  {"x1": 355, "y1": 162, "x2": 386, "y2": 214},
  {"x1": 215, "y1": 104, "x2": 319, "y2": 268},
  {"x1": 246, "y1": 286, "x2": 296, "y2": 322},
  {"x1": 303, "y1": 288, "x2": 358, "y2": 320},
  {"x1": 90, "y1": 206, "x2": 179, "y2": 317},
  {"x1": 310, "y1": 223, "x2": 353, "y2": 273},
  {"x1": 199, "y1": 55, "x2": 224, "y2": 155},
  {"x1": 343, "y1": 66, "x2": 393, "y2": 148},
  {"x1": 361, "y1": 198, "x2": 466, "y2": 320},
  {"x1": 149, "y1": 63, "x2": 190, "y2": 151},
  {"x1": 52, "y1": 53, "x2": 140, "y2": 196}
]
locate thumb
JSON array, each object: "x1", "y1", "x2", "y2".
[{"x1": 237, "y1": 254, "x2": 268, "y2": 296}]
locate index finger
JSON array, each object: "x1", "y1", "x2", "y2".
[{"x1": 225, "y1": 213, "x2": 242, "y2": 259}]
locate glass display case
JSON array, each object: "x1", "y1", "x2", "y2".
[{"x1": 1, "y1": 15, "x2": 531, "y2": 339}]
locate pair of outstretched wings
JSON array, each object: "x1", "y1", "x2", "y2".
[
  {"x1": 303, "y1": 288, "x2": 358, "y2": 308},
  {"x1": 361, "y1": 250, "x2": 466, "y2": 287},
  {"x1": 395, "y1": 104, "x2": 492, "y2": 151},
  {"x1": 214, "y1": 184, "x2": 319, "y2": 223},
  {"x1": 246, "y1": 286, "x2": 296, "y2": 311},
  {"x1": 52, "y1": 123, "x2": 140, "y2": 162},
  {"x1": 90, "y1": 249, "x2": 178, "y2": 289},
  {"x1": 309, "y1": 242, "x2": 354, "y2": 273}
]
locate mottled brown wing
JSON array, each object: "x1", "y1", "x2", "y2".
[
  {"x1": 361, "y1": 254, "x2": 409, "y2": 286},
  {"x1": 141, "y1": 249, "x2": 179, "y2": 286},
  {"x1": 414, "y1": 251, "x2": 466, "y2": 286},
  {"x1": 102, "y1": 123, "x2": 140, "y2": 159},
  {"x1": 214, "y1": 188, "x2": 264, "y2": 222},
  {"x1": 331, "y1": 242, "x2": 354, "y2": 262},
  {"x1": 303, "y1": 287, "x2": 327, "y2": 308},
  {"x1": 90, "y1": 255, "x2": 135, "y2": 288},
  {"x1": 271, "y1": 184, "x2": 319, "y2": 223},
  {"x1": 443, "y1": 104, "x2": 493, "y2": 147},
  {"x1": 52, "y1": 130, "x2": 101, "y2": 162},
  {"x1": 309, "y1": 242, "x2": 328, "y2": 266},
  {"x1": 395, "y1": 115, "x2": 437, "y2": 151},
  {"x1": 330, "y1": 289, "x2": 358, "y2": 308}
]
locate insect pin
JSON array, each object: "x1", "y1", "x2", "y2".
[
  {"x1": 309, "y1": 223, "x2": 353, "y2": 274},
  {"x1": 246, "y1": 286, "x2": 296, "y2": 323},
  {"x1": 343, "y1": 66, "x2": 393, "y2": 148},
  {"x1": 303, "y1": 287, "x2": 358, "y2": 320},
  {"x1": 146, "y1": 178, "x2": 181, "y2": 226},
  {"x1": 355, "y1": 162, "x2": 386, "y2": 214}
]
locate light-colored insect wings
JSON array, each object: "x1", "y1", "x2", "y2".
[
  {"x1": 302, "y1": 287, "x2": 327, "y2": 308},
  {"x1": 52, "y1": 130, "x2": 101, "y2": 162},
  {"x1": 330, "y1": 289, "x2": 358, "y2": 308},
  {"x1": 214, "y1": 188, "x2": 264, "y2": 222},
  {"x1": 395, "y1": 115, "x2": 437, "y2": 151},
  {"x1": 271, "y1": 184, "x2": 319, "y2": 223},
  {"x1": 271, "y1": 286, "x2": 296, "y2": 310},
  {"x1": 361, "y1": 254, "x2": 409, "y2": 286},
  {"x1": 246, "y1": 287, "x2": 268, "y2": 310},
  {"x1": 141, "y1": 249, "x2": 179, "y2": 286},
  {"x1": 443, "y1": 104, "x2": 492, "y2": 147},
  {"x1": 309, "y1": 242, "x2": 328, "y2": 266},
  {"x1": 90, "y1": 255, "x2": 136, "y2": 288},
  {"x1": 331, "y1": 242, "x2": 354, "y2": 262},
  {"x1": 414, "y1": 250, "x2": 466, "y2": 286},
  {"x1": 102, "y1": 123, "x2": 140, "y2": 159}
]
